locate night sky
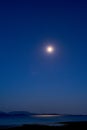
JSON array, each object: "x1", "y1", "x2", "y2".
[{"x1": 0, "y1": 0, "x2": 87, "y2": 114}]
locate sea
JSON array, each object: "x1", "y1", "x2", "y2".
[{"x1": 0, "y1": 115, "x2": 87, "y2": 127}]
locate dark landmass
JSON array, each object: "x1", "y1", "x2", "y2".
[
  {"x1": 0, "y1": 122, "x2": 87, "y2": 130},
  {"x1": 0, "y1": 111, "x2": 33, "y2": 117},
  {"x1": 0, "y1": 111, "x2": 61, "y2": 117},
  {"x1": 8, "y1": 111, "x2": 33, "y2": 116},
  {"x1": 0, "y1": 112, "x2": 9, "y2": 117}
]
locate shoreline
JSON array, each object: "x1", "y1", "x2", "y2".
[{"x1": 0, "y1": 121, "x2": 87, "y2": 129}]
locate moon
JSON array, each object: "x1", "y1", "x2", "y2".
[{"x1": 46, "y1": 46, "x2": 54, "y2": 53}]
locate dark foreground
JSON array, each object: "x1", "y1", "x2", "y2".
[{"x1": 0, "y1": 122, "x2": 87, "y2": 130}]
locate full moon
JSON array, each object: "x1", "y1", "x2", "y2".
[{"x1": 46, "y1": 46, "x2": 54, "y2": 53}]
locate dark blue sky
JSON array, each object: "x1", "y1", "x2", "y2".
[{"x1": 0, "y1": 0, "x2": 87, "y2": 114}]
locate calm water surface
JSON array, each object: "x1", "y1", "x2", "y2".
[{"x1": 0, "y1": 115, "x2": 87, "y2": 126}]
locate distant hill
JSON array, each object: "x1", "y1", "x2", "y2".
[
  {"x1": 8, "y1": 111, "x2": 32, "y2": 116},
  {"x1": 0, "y1": 111, "x2": 34, "y2": 117},
  {"x1": 0, "y1": 111, "x2": 9, "y2": 117}
]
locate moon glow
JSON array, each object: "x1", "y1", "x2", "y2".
[{"x1": 46, "y1": 46, "x2": 54, "y2": 53}]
